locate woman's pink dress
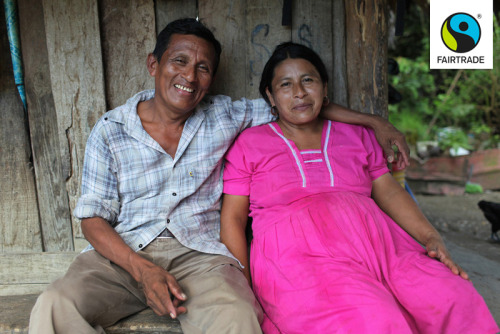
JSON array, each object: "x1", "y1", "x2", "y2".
[{"x1": 223, "y1": 120, "x2": 498, "y2": 334}]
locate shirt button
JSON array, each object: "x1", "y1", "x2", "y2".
[
  {"x1": 138, "y1": 244, "x2": 143, "y2": 248},
  {"x1": 167, "y1": 219, "x2": 170, "y2": 224},
  {"x1": 172, "y1": 192, "x2": 177, "y2": 196}
]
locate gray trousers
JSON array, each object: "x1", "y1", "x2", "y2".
[{"x1": 29, "y1": 238, "x2": 263, "y2": 334}]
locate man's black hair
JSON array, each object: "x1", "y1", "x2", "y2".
[{"x1": 153, "y1": 18, "x2": 222, "y2": 76}]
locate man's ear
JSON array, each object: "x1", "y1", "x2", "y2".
[
  {"x1": 265, "y1": 87, "x2": 275, "y2": 106},
  {"x1": 146, "y1": 53, "x2": 158, "y2": 77}
]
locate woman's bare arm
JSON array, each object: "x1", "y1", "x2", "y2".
[
  {"x1": 220, "y1": 194, "x2": 252, "y2": 284},
  {"x1": 371, "y1": 174, "x2": 469, "y2": 280}
]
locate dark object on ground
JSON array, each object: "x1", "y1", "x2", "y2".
[{"x1": 478, "y1": 200, "x2": 500, "y2": 242}]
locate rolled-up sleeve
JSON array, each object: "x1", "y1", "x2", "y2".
[
  {"x1": 212, "y1": 96, "x2": 274, "y2": 133},
  {"x1": 73, "y1": 121, "x2": 120, "y2": 224},
  {"x1": 365, "y1": 128, "x2": 390, "y2": 181},
  {"x1": 223, "y1": 136, "x2": 252, "y2": 196}
]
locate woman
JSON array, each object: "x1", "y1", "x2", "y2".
[{"x1": 220, "y1": 42, "x2": 498, "y2": 333}]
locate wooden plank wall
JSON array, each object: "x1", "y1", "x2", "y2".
[
  {"x1": 345, "y1": 1, "x2": 389, "y2": 118},
  {"x1": 18, "y1": 0, "x2": 73, "y2": 253},
  {"x1": 200, "y1": 0, "x2": 343, "y2": 102},
  {"x1": 0, "y1": 6, "x2": 41, "y2": 253},
  {"x1": 99, "y1": 0, "x2": 156, "y2": 110},
  {"x1": 0, "y1": 0, "x2": 387, "y2": 272},
  {"x1": 0, "y1": 252, "x2": 77, "y2": 296}
]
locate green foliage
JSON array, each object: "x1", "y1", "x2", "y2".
[
  {"x1": 470, "y1": 124, "x2": 500, "y2": 151},
  {"x1": 388, "y1": 109, "x2": 429, "y2": 145},
  {"x1": 436, "y1": 127, "x2": 472, "y2": 152},
  {"x1": 389, "y1": 11, "x2": 500, "y2": 154}
]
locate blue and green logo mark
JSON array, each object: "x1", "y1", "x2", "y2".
[{"x1": 441, "y1": 13, "x2": 481, "y2": 53}]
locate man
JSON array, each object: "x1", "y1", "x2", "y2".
[{"x1": 30, "y1": 18, "x2": 408, "y2": 333}]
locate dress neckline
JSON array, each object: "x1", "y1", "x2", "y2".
[
  {"x1": 270, "y1": 119, "x2": 330, "y2": 152},
  {"x1": 267, "y1": 120, "x2": 335, "y2": 187}
]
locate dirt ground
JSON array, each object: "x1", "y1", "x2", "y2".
[
  {"x1": 415, "y1": 191, "x2": 500, "y2": 241},
  {"x1": 414, "y1": 191, "x2": 500, "y2": 324},
  {"x1": 414, "y1": 191, "x2": 500, "y2": 265}
]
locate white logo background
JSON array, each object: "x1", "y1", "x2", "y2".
[{"x1": 430, "y1": 0, "x2": 493, "y2": 69}]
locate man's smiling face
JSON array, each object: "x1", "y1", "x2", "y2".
[{"x1": 149, "y1": 33, "x2": 216, "y2": 118}]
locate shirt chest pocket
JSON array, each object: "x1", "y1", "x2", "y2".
[{"x1": 181, "y1": 160, "x2": 222, "y2": 198}]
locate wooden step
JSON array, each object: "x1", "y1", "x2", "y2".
[
  {"x1": 0, "y1": 252, "x2": 183, "y2": 333},
  {"x1": 0, "y1": 294, "x2": 182, "y2": 334}
]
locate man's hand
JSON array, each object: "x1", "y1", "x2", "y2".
[
  {"x1": 137, "y1": 262, "x2": 187, "y2": 318},
  {"x1": 319, "y1": 103, "x2": 410, "y2": 168},
  {"x1": 81, "y1": 218, "x2": 188, "y2": 319},
  {"x1": 371, "y1": 116, "x2": 410, "y2": 169}
]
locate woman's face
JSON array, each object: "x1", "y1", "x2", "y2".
[{"x1": 266, "y1": 58, "x2": 327, "y2": 127}]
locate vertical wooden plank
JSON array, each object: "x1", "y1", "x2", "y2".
[
  {"x1": 245, "y1": 0, "x2": 291, "y2": 99},
  {"x1": 99, "y1": 0, "x2": 156, "y2": 110},
  {"x1": 155, "y1": 0, "x2": 197, "y2": 34},
  {"x1": 0, "y1": 8, "x2": 42, "y2": 252},
  {"x1": 331, "y1": 0, "x2": 349, "y2": 107},
  {"x1": 199, "y1": 0, "x2": 246, "y2": 99},
  {"x1": 18, "y1": 0, "x2": 73, "y2": 253},
  {"x1": 345, "y1": 0, "x2": 389, "y2": 117},
  {"x1": 292, "y1": 0, "x2": 334, "y2": 100},
  {"x1": 42, "y1": 0, "x2": 107, "y2": 250}
]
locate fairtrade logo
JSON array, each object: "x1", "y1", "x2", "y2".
[{"x1": 441, "y1": 13, "x2": 481, "y2": 53}]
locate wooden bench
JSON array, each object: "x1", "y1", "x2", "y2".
[
  {"x1": 0, "y1": 253, "x2": 182, "y2": 333},
  {"x1": 0, "y1": 294, "x2": 182, "y2": 333},
  {"x1": 2, "y1": 235, "x2": 500, "y2": 332}
]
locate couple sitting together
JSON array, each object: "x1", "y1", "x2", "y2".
[{"x1": 30, "y1": 18, "x2": 498, "y2": 334}]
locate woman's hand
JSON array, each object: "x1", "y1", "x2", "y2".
[{"x1": 425, "y1": 234, "x2": 470, "y2": 280}]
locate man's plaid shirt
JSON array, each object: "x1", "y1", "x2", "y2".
[{"x1": 74, "y1": 90, "x2": 272, "y2": 259}]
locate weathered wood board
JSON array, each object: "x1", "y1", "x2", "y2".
[
  {"x1": 0, "y1": 7, "x2": 42, "y2": 253},
  {"x1": 0, "y1": 252, "x2": 78, "y2": 296},
  {"x1": 345, "y1": 0, "x2": 389, "y2": 116},
  {"x1": 245, "y1": 0, "x2": 291, "y2": 99},
  {"x1": 99, "y1": 0, "x2": 156, "y2": 110},
  {"x1": 199, "y1": 0, "x2": 247, "y2": 99},
  {"x1": 331, "y1": 0, "x2": 349, "y2": 106},
  {"x1": 292, "y1": 0, "x2": 334, "y2": 100},
  {"x1": 18, "y1": 0, "x2": 73, "y2": 253},
  {"x1": 155, "y1": 0, "x2": 197, "y2": 34},
  {"x1": 42, "y1": 0, "x2": 107, "y2": 250}
]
